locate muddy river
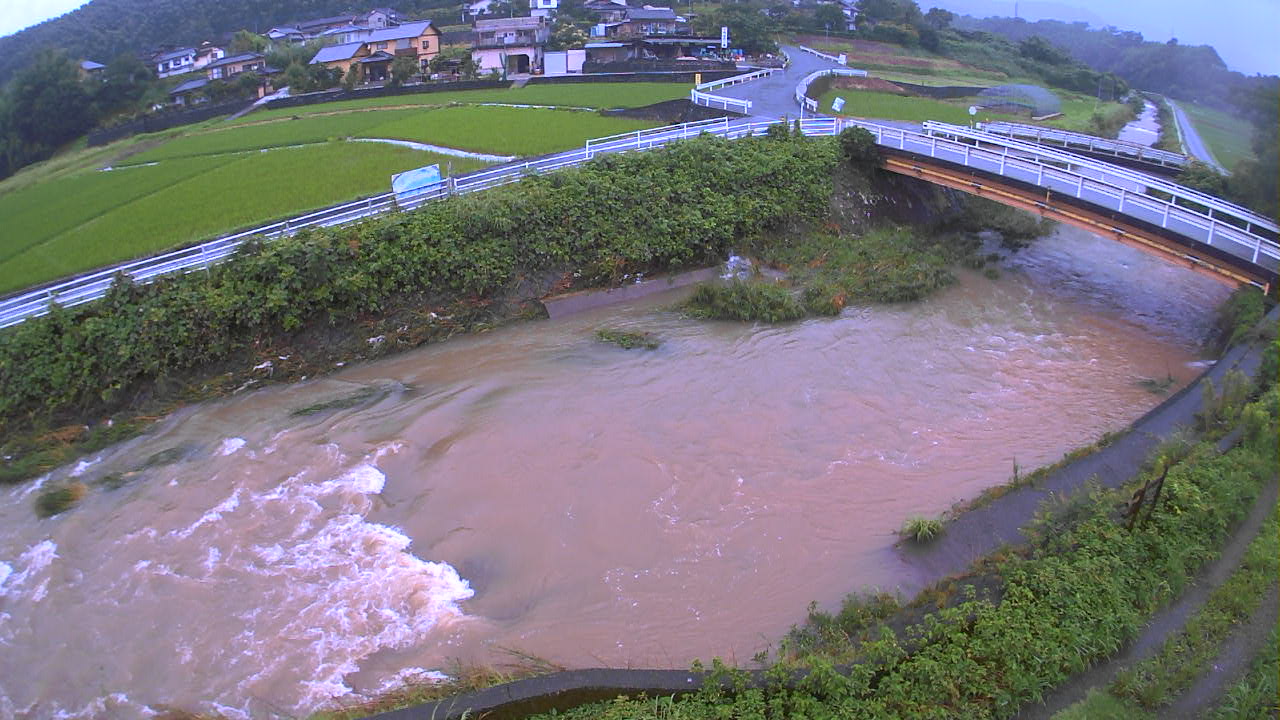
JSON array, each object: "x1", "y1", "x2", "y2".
[{"x1": 0, "y1": 226, "x2": 1231, "y2": 718}]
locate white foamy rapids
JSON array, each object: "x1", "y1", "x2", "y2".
[
  {"x1": 218, "y1": 437, "x2": 247, "y2": 456},
  {"x1": 104, "y1": 453, "x2": 472, "y2": 715},
  {"x1": 0, "y1": 540, "x2": 59, "y2": 645}
]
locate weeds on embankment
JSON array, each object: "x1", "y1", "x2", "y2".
[
  {"x1": 680, "y1": 280, "x2": 807, "y2": 323},
  {"x1": 900, "y1": 515, "x2": 944, "y2": 543},
  {"x1": 1205, "y1": 626, "x2": 1279, "y2": 720}
]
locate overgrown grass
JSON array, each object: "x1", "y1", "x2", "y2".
[
  {"x1": 901, "y1": 514, "x2": 943, "y2": 542},
  {"x1": 1213, "y1": 285, "x2": 1266, "y2": 350},
  {"x1": 1180, "y1": 101, "x2": 1255, "y2": 172},
  {"x1": 1043, "y1": 96, "x2": 1135, "y2": 137},
  {"x1": 1206, "y1": 626, "x2": 1279, "y2": 720},
  {"x1": 681, "y1": 280, "x2": 807, "y2": 323},
  {"x1": 1110, "y1": 504, "x2": 1279, "y2": 709},
  {"x1": 236, "y1": 82, "x2": 692, "y2": 124},
  {"x1": 1051, "y1": 689, "x2": 1155, "y2": 720},
  {"x1": 0, "y1": 143, "x2": 487, "y2": 294},
  {"x1": 131, "y1": 106, "x2": 660, "y2": 163},
  {"x1": 596, "y1": 328, "x2": 661, "y2": 350}
]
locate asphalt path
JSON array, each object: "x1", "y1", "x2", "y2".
[
  {"x1": 1168, "y1": 99, "x2": 1230, "y2": 175},
  {"x1": 712, "y1": 45, "x2": 846, "y2": 120}
]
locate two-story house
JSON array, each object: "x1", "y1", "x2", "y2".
[
  {"x1": 155, "y1": 47, "x2": 197, "y2": 77},
  {"x1": 309, "y1": 20, "x2": 441, "y2": 81},
  {"x1": 193, "y1": 43, "x2": 227, "y2": 71},
  {"x1": 205, "y1": 52, "x2": 269, "y2": 80},
  {"x1": 472, "y1": 16, "x2": 550, "y2": 75},
  {"x1": 617, "y1": 7, "x2": 680, "y2": 35}
]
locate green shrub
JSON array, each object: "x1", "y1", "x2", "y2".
[{"x1": 839, "y1": 126, "x2": 881, "y2": 168}]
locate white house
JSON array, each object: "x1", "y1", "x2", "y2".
[
  {"x1": 154, "y1": 47, "x2": 196, "y2": 77},
  {"x1": 531, "y1": 0, "x2": 559, "y2": 18},
  {"x1": 472, "y1": 16, "x2": 549, "y2": 74},
  {"x1": 465, "y1": 0, "x2": 495, "y2": 17}
]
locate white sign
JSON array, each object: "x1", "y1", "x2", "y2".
[
  {"x1": 720, "y1": 26, "x2": 729, "y2": 49},
  {"x1": 832, "y1": 97, "x2": 845, "y2": 113},
  {"x1": 968, "y1": 105, "x2": 978, "y2": 116},
  {"x1": 391, "y1": 164, "x2": 442, "y2": 202},
  {"x1": 837, "y1": 53, "x2": 847, "y2": 65}
]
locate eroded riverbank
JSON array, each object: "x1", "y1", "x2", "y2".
[{"x1": 0, "y1": 225, "x2": 1233, "y2": 718}]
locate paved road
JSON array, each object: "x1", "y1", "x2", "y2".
[
  {"x1": 1168, "y1": 99, "x2": 1229, "y2": 175},
  {"x1": 712, "y1": 45, "x2": 846, "y2": 120}
]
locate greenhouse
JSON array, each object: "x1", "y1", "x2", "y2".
[{"x1": 976, "y1": 84, "x2": 1062, "y2": 118}]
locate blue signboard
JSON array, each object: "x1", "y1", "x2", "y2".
[{"x1": 391, "y1": 164, "x2": 442, "y2": 202}]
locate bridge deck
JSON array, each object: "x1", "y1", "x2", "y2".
[{"x1": 976, "y1": 121, "x2": 1189, "y2": 170}]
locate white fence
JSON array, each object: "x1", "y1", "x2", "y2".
[
  {"x1": 794, "y1": 68, "x2": 868, "y2": 114},
  {"x1": 3, "y1": 115, "x2": 1275, "y2": 329},
  {"x1": 796, "y1": 45, "x2": 846, "y2": 65}
]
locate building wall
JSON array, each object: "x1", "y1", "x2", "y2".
[{"x1": 472, "y1": 45, "x2": 543, "y2": 72}]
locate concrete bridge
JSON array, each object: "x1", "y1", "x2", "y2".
[{"x1": 690, "y1": 48, "x2": 1277, "y2": 289}]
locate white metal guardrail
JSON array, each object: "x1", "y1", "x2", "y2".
[
  {"x1": 922, "y1": 121, "x2": 1279, "y2": 236},
  {"x1": 795, "y1": 68, "x2": 868, "y2": 114},
  {"x1": 976, "y1": 121, "x2": 1189, "y2": 169},
  {"x1": 796, "y1": 45, "x2": 845, "y2": 64},
  {"x1": 695, "y1": 68, "x2": 775, "y2": 92},
  {"x1": 690, "y1": 88, "x2": 752, "y2": 113},
  {"x1": 3, "y1": 115, "x2": 1276, "y2": 329}
]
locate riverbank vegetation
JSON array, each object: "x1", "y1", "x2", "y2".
[
  {"x1": 0, "y1": 133, "x2": 838, "y2": 487},
  {"x1": 527, "y1": 377, "x2": 1279, "y2": 719}
]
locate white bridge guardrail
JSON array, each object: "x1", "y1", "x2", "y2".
[
  {"x1": 3, "y1": 115, "x2": 1275, "y2": 329},
  {"x1": 976, "y1": 121, "x2": 1189, "y2": 169},
  {"x1": 922, "y1": 121, "x2": 1279, "y2": 237},
  {"x1": 795, "y1": 68, "x2": 868, "y2": 114},
  {"x1": 796, "y1": 45, "x2": 846, "y2": 64}
]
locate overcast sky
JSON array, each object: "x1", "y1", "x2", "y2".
[
  {"x1": 924, "y1": 0, "x2": 1279, "y2": 75},
  {"x1": 2, "y1": 0, "x2": 1277, "y2": 75},
  {"x1": 0, "y1": 0, "x2": 89, "y2": 37}
]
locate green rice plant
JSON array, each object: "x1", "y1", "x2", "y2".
[
  {"x1": 133, "y1": 105, "x2": 661, "y2": 164},
  {"x1": 681, "y1": 280, "x2": 806, "y2": 323},
  {"x1": 900, "y1": 514, "x2": 943, "y2": 542},
  {"x1": 0, "y1": 143, "x2": 487, "y2": 294},
  {"x1": 0, "y1": 154, "x2": 235, "y2": 266},
  {"x1": 596, "y1": 328, "x2": 661, "y2": 350},
  {"x1": 237, "y1": 82, "x2": 692, "y2": 124}
]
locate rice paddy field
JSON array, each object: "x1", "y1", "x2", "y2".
[
  {"x1": 0, "y1": 85, "x2": 674, "y2": 296},
  {"x1": 128, "y1": 105, "x2": 659, "y2": 163},
  {"x1": 818, "y1": 86, "x2": 1129, "y2": 134},
  {"x1": 236, "y1": 82, "x2": 692, "y2": 123},
  {"x1": 1179, "y1": 101, "x2": 1255, "y2": 172}
]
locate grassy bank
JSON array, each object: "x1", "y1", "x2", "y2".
[
  {"x1": 1179, "y1": 101, "x2": 1255, "y2": 172},
  {"x1": 0, "y1": 133, "x2": 839, "y2": 486},
  {"x1": 523, "y1": 379, "x2": 1278, "y2": 719}
]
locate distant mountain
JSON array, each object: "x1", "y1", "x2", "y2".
[
  {"x1": 922, "y1": 0, "x2": 1105, "y2": 27},
  {"x1": 0, "y1": 0, "x2": 459, "y2": 83}
]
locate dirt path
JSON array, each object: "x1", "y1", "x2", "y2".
[
  {"x1": 1164, "y1": 584, "x2": 1279, "y2": 719},
  {"x1": 1016, "y1": 479, "x2": 1279, "y2": 720}
]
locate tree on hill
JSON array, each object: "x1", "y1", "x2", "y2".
[
  {"x1": 0, "y1": 49, "x2": 94, "y2": 178},
  {"x1": 692, "y1": 5, "x2": 777, "y2": 55}
]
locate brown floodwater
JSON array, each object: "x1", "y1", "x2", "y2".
[{"x1": 0, "y1": 226, "x2": 1232, "y2": 718}]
